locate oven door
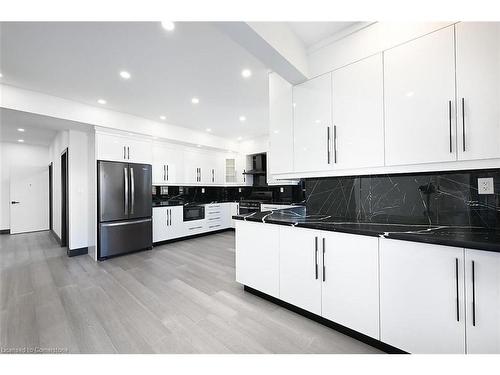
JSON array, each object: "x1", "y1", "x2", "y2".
[{"x1": 183, "y1": 205, "x2": 205, "y2": 221}]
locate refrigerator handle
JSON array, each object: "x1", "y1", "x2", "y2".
[
  {"x1": 130, "y1": 167, "x2": 135, "y2": 214},
  {"x1": 124, "y1": 167, "x2": 129, "y2": 215}
]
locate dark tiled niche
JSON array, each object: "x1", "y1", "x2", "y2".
[{"x1": 305, "y1": 169, "x2": 500, "y2": 229}]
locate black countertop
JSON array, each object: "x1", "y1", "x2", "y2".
[
  {"x1": 153, "y1": 200, "x2": 304, "y2": 208},
  {"x1": 233, "y1": 207, "x2": 500, "y2": 253}
]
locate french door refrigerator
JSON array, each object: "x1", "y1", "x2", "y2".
[{"x1": 98, "y1": 161, "x2": 152, "y2": 260}]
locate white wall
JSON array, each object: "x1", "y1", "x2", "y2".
[
  {"x1": 0, "y1": 142, "x2": 50, "y2": 231},
  {"x1": 308, "y1": 22, "x2": 455, "y2": 77},
  {"x1": 48, "y1": 130, "x2": 69, "y2": 239},
  {"x1": 240, "y1": 135, "x2": 269, "y2": 155}
]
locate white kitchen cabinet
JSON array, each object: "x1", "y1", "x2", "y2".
[
  {"x1": 321, "y1": 232, "x2": 380, "y2": 339},
  {"x1": 279, "y1": 227, "x2": 322, "y2": 315},
  {"x1": 235, "y1": 221, "x2": 280, "y2": 298},
  {"x1": 269, "y1": 72, "x2": 294, "y2": 175},
  {"x1": 152, "y1": 206, "x2": 184, "y2": 242},
  {"x1": 465, "y1": 249, "x2": 500, "y2": 354},
  {"x1": 456, "y1": 22, "x2": 500, "y2": 161},
  {"x1": 236, "y1": 154, "x2": 252, "y2": 186},
  {"x1": 384, "y1": 26, "x2": 457, "y2": 166},
  {"x1": 96, "y1": 132, "x2": 152, "y2": 164},
  {"x1": 379, "y1": 238, "x2": 465, "y2": 353},
  {"x1": 152, "y1": 143, "x2": 183, "y2": 184},
  {"x1": 332, "y1": 54, "x2": 384, "y2": 169},
  {"x1": 205, "y1": 203, "x2": 230, "y2": 231},
  {"x1": 293, "y1": 73, "x2": 333, "y2": 173}
]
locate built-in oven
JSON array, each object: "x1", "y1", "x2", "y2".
[
  {"x1": 183, "y1": 204, "x2": 205, "y2": 222},
  {"x1": 238, "y1": 200, "x2": 261, "y2": 215}
]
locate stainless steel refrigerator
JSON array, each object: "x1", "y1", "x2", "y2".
[{"x1": 97, "y1": 161, "x2": 152, "y2": 260}]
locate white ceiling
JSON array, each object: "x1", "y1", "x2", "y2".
[
  {"x1": 0, "y1": 108, "x2": 92, "y2": 146},
  {"x1": 287, "y1": 22, "x2": 361, "y2": 48},
  {"x1": 0, "y1": 22, "x2": 270, "y2": 141}
]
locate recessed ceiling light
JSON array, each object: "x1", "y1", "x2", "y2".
[
  {"x1": 17, "y1": 128, "x2": 25, "y2": 132},
  {"x1": 161, "y1": 21, "x2": 175, "y2": 31},
  {"x1": 206, "y1": 128, "x2": 212, "y2": 132},
  {"x1": 119, "y1": 71, "x2": 131, "y2": 79},
  {"x1": 196, "y1": 144, "x2": 201, "y2": 148},
  {"x1": 17, "y1": 139, "x2": 24, "y2": 143},
  {"x1": 237, "y1": 136, "x2": 243, "y2": 141},
  {"x1": 0, "y1": 72, "x2": 3, "y2": 78},
  {"x1": 239, "y1": 116, "x2": 246, "y2": 122},
  {"x1": 191, "y1": 97, "x2": 199, "y2": 104},
  {"x1": 241, "y1": 69, "x2": 252, "y2": 78},
  {"x1": 160, "y1": 115, "x2": 166, "y2": 120},
  {"x1": 97, "y1": 99, "x2": 107, "y2": 105}
]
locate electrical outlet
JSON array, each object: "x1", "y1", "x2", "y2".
[
  {"x1": 478, "y1": 177, "x2": 494, "y2": 195},
  {"x1": 238, "y1": 188, "x2": 242, "y2": 193},
  {"x1": 201, "y1": 188, "x2": 205, "y2": 194},
  {"x1": 280, "y1": 187, "x2": 284, "y2": 193}
]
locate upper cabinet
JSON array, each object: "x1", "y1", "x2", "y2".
[
  {"x1": 456, "y1": 22, "x2": 500, "y2": 161},
  {"x1": 384, "y1": 26, "x2": 457, "y2": 166},
  {"x1": 332, "y1": 53, "x2": 384, "y2": 169},
  {"x1": 269, "y1": 72, "x2": 294, "y2": 175},
  {"x1": 293, "y1": 73, "x2": 333, "y2": 173},
  {"x1": 96, "y1": 132, "x2": 153, "y2": 164},
  {"x1": 152, "y1": 143, "x2": 183, "y2": 185}
]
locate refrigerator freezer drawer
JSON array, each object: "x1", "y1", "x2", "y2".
[{"x1": 99, "y1": 218, "x2": 152, "y2": 259}]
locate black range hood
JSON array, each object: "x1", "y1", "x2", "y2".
[
  {"x1": 242, "y1": 153, "x2": 266, "y2": 175},
  {"x1": 243, "y1": 153, "x2": 267, "y2": 186}
]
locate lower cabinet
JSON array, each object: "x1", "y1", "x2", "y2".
[
  {"x1": 279, "y1": 227, "x2": 322, "y2": 315},
  {"x1": 235, "y1": 221, "x2": 280, "y2": 298},
  {"x1": 379, "y1": 238, "x2": 466, "y2": 354},
  {"x1": 465, "y1": 249, "x2": 500, "y2": 354},
  {"x1": 321, "y1": 231, "x2": 380, "y2": 339},
  {"x1": 152, "y1": 206, "x2": 184, "y2": 242}
]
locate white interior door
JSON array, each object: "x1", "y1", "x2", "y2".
[{"x1": 10, "y1": 166, "x2": 49, "y2": 234}]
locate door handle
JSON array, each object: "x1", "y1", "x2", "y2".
[
  {"x1": 449, "y1": 101, "x2": 453, "y2": 153},
  {"x1": 314, "y1": 237, "x2": 318, "y2": 280},
  {"x1": 327, "y1": 126, "x2": 331, "y2": 164},
  {"x1": 166, "y1": 165, "x2": 169, "y2": 181},
  {"x1": 130, "y1": 167, "x2": 135, "y2": 214},
  {"x1": 333, "y1": 125, "x2": 337, "y2": 164},
  {"x1": 322, "y1": 237, "x2": 326, "y2": 282},
  {"x1": 127, "y1": 146, "x2": 130, "y2": 160},
  {"x1": 11, "y1": 201, "x2": 20, "y2": 204},
  {"x1": 472, "y1": 260, "x2": 476, "y2": 326},
  {"x1": 455, "y1": 258, "x2": 460, "y2": 322},
  {"x1": 124, "y1": 167, "x2": 129, "y2": 215},
  {"x1": 166, "y1": 210, "x2": 169, "y2": 227},
  {"x1": 462, "y1": 98, "x2": 466, "y2": 152},
  {"x1": 163, "y1": 165, "x2": 166, "y2": 181}
]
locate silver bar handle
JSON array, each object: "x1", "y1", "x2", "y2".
[
  {"x1": 333, "y1": 125, "x2": 337, "y2": 164},
  {"x1": 124, "y1": 167, "x2": 129, "y2": 215},
  {"x1": 130, "y1": 167, "x2": 135, "y2": 214},
  {"x1": 127, "y1": 146, "x2": 130, "y2": 160},
  {"x1": 472, "y1": 260, "x2": 476, "y2": 326},
  {"x1": 166, "y1": 210, "x2": 169, "y2": 227},
  {"x1": 314, "y1": 237, "x2": 318, "y2": 280},
  {"x1": 455, "y1": 258, "x2": 459, "y2": 322},
  {"x1": 462, "y1": 98, "x2": 466, "y2": 152},
  {"x1": 163, "y1": 165, "x2": 166, "y2": 181},
  {"x1": 123, "y1": 146, "x2": 126, "y2": 160},
  {"x1": 449, "y1": 101, "x2": 453, "y2": 153},
  {"x1": 327, "y1": 126, "x2": 331, "y2": 164},
  {"x1": 166, "y1": 165, "x2": 169, "y2": 181},
  {"x1": 322, "y1": 237, "x2": 326, "y2": 282}
]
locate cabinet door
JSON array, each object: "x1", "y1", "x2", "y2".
[
  {"x1": 465, "y1": 249, "x2": 500, "y2": 354},
  {"x1": 279, "y1": 227, "x2": 322, "y2": 315},
  {"x1": 379, "y1": 238, "x2": 465, "y2": 353},
  {"x1": 127, "y1": 138, "x2": 153, "y2": 164},
  {"x1": 183, "y1": 150, "x2": 199, "y2": 184},
  {"x1": 269, "y1": 72, "x2": 294, "y2": 174},
  {"x1": 293, "y1": 73, "x2": 332, "y2": 173},
  {"x1": 384, "y1": 26, "x2": 457, "y2": 166},
  {"x1": 152, "y1": 207, "x2": 167, "y2": 242},
  {"x1": 235, "y1": 221, "x2": 280, "y2": 298},
  {"x1": 456, "y1": 22, "x2": 500, "y2": 160},
  {"x1": 321, "y1": 232, "x2": 380, "y2": 339},
  {"x1": 332, "y1": 54, "x2": 384, "y2": 169},
  {"x1": 96, "y1": 133, "x2": 128, "y2": 162}
]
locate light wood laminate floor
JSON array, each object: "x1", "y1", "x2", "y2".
[{"x1": 0, "y1": 230, "x2": 382, "y2": 354}]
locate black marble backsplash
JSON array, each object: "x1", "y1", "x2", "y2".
[
  {"x1": 153, "y1": 184, "x2": 305, "y2": 204},
  {"x1": 305, "y1": 169, "x2": 500, "y2": 229}
]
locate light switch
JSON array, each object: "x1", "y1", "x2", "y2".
[{"x1": 478, "y1": 177, "x2": 494, "y2": 195}]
